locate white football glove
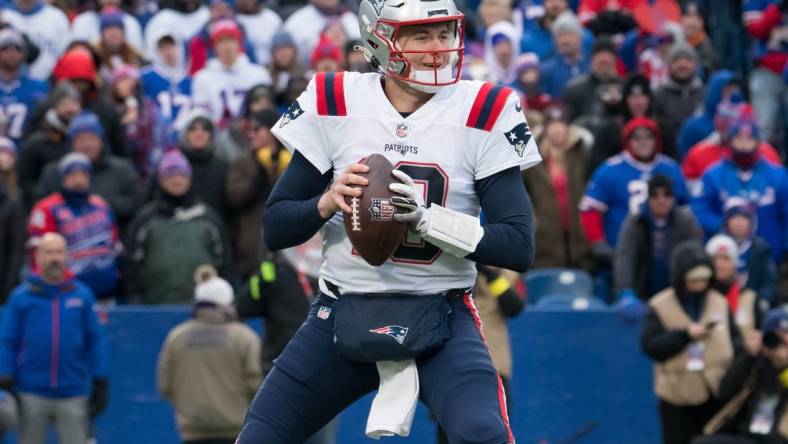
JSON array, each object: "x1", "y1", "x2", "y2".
[{"x1": 389, "y1": 170, "x2": 484, "y2": 258}]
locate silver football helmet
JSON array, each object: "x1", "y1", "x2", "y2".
[{"x1": 358, "y1": 0, "x2": 465, "y2": 93}]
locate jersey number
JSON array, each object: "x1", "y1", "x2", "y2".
[
  {"x1": 628, "y1": 179, "x2": 648, "y2": 215},
  {"x1": 0, "y1": 103, "x2": 27, "y2": 139},
  {"x1": 390, "y1": 162, "x2": 449, "y2": 264}
]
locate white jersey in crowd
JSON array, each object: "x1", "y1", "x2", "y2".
[
  {"x1": 3, "y1": 4, "x2": 70, "y2": 80},
  {"x1": 283, "y1": 4, "x2": 359, "y2": 66},
  {"x1": 70, "y1": 10, "x2": 145, "y2": 54},
  {"x1": 272, "y1": 71, "x2": 540, "y2": 295},
  {"x1": 191, "y1": 54, "x2": 272, "y2": 123},
  {"x1": 143, "y1": 6, "x2": 209, "y2": 57},
  {"x1": 237, "y1": 9, "x2": 282, "y2": 67}
]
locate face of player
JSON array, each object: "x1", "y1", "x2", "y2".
[
  {"x1": 669, "y1": 56, "x2": 697, "y2": 83},
  {"x1": 397, "y1": 21, "x2": 455, "y2": 72},
  {"x1": 73, "y1": 133, "x2": 103, "y2": 162},
  {"x1": 273, "y1": 46, "x2": 296, "y2": 68},
  {"x1": 628, "y1": 127, "x2": 656, "y2": 161},
  {"x1": 626, "y1": 92, "x2": 649, "y2": 118},
  {"x1": 215, "y1": 38, "x2": 240, "y2": 66},
  {"x1": 0, "y1": 44, "x2": 23, "y2": 71},
  {"x1": 101, "y1": 27, "x2": 125, "y2": 52},
  {"x1": 186, "y1": 121, "x2": 212, "y2": 150},
  {"x1": 161, "y1": 174, "x2": 191, "y2": 197},
  {"x1": 158, "y1": 42, "x2": 179, "y2": 67},
  {"x1": 554, "y1": 31, "x2": 580, "y2": 58},
  {"x1": 35, "y1": 235, "x2": 68, "y2": 283},
  {"x1": 726, "y1": 214, "x2": 752, "y2": 242},
  {"x1": 591, "y1": 51, "x2": 617, "y2": 81},
  {"x1": 647, "y1": 188, "x2": 674, "y2": 219},
  {"x1": 712, "y1": 252, "x2": 736, "y2": 283},
  {"x1": 62, "y1": 170, "x2": 90, "y2": 193}
]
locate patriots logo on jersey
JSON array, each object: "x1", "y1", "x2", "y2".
[
  {"x1": 369, "y1": 325, "x2": 409, "y2": 345},
  {"x1": 504, "y1": 122, "x2": 532, "y2": 158},
  {"x1": 369, "y1": 198, "x2": 396, "y2": 221},
  {"x1": 279, "y1": 101, "x2": 304, "y2": 128}
]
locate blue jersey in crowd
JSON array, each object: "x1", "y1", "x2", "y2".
[
  {"x1": 693, "y1": 158, "x2": 788, "y2": 262},
  {"x1": 0, "y1": 75, "x2": 48, "y2": 144},
  {"x1": 140, "y1": 66, "x2": 191, "y2": 125},
  {"x1": 581, "y1": 153, "x2": 689, "y2": 246}
]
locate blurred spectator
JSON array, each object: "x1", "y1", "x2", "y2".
[
  {"x1": 522, "y1": 107, "x2": 592, "y2": 270},
  {"x1": 236, "y1": 0, "x2": 282, "y2": 66},
  {"x1": 345, "y1": 40, "x2": 370, "y2": 73},
  {"x1": 0, "y1": 22, "x2": 39, "y2": 68},
  {"x1": 641, "y1": 240, "x2": 739, "y2": 444},
  {"x1": 267, "y1": 32, "x2": 306, "y2": 99},
  {"x1": 0, "y1": 138, "x2": 18, "y2": 202},
  {"x1": 110, "y1": 65, "x2": 159, "y2": 180},
  {"x1": 191, "y1": 19, "x2": 272, "y2": 127},
  {"x1": 706, "y1": 234, "x2": 763, "y2": 336},
  {"x1": 652, "y1": 43, "x2": 705, "y2": 151},
  {"x1": 680, "y1": 1, "x2": 718, "y2": 80},
  {"x1": 539, "y1": 11, "x2": 590, "y2": 97},
  {"x1": 615, "y1": 175, "x2": 702, "y2": 309},
  {"x1": 70, "y1": 0, "x2": 145, "y2": 53},
  {"x1": 18, "y1": 82, "x2": 81, "y2": 207},
  {"x1": 2, "y1": 0, "x2": 70, "y2": 80},
  {"x1": 140, "y1": 33, "x2": 191, "y2": 131},
  {"x1": 34, "y1": 112, "x2": 143, "y2": 229},
  {"x1": 477, "y1": 0, "x2": 513, "y2": 39},
  {"x1": 216, "y1": 83, "x2": 275, "y2": 162},
  {"x1": 694, "y1": 307, "x2": 788, "y2": 444},
  {"x1": 637, "y1": 29, "x2": 679, "y2": 90},
  {"x1": 36, "y1": 47, "x2": 130, "y2": 158},
  {"x1": 0, "y1": 390, "x2": 17, "y2": 439},
  {"x1": 278, "y1": 75, "x2": 308, "y2": 115},
  {"x1": 683, "y1": 105, "x2": 781, "y2": 197},
  {"x1": 0, "y1": 28, "x2": 48, "y2": 145},
  {"x1": 581, "y1": 117, "x2": 688, "y2": 269},
  {"x1": 177, "y1": 108, "x2": 232, "y2": 224},
  {"x1": 512, "y1": 53, "x2": 551, "y2": 124},
  {"x1": 320, "y1": 18, "x2": 350, "y2": 60},
  {"x1": 577, "y1": 0, "x2": 637, "y2": 37},
  {"x1": 562, "y1": 37, "x2": 620, "y2": 122},
  {"x1": 692, "y1": 113, "x2": 788, "y2": 264},
  {"x1": 0, "y1": 164, "x2": 24, "y2": 302},
  {"x1": 0, "y1": 232, "x2": 108, "y2": 444},
  {"x1": 92, "y1": 7, "x2": 146, "y2": 80},
  {"x1": 677, "y1": 70, "x2": 742, "y2": 159},
  {"x1": 157, "y1": 267, "x2": 261, "y2": 444},
  {"x1": 28, "y1": 153, "x2": 121, "y2": 301},
  {"x1": 283, "y1": 0, "x2": 360, "y2": 67},
  {"x1": 310, "y1": 35, "x2": 342, "y2": 72},
  {"x1": 483, "y1": 21, "x2": 521, "y2": 85},
  {"x1": 124, "y1": 149, "x2": 230, "y2": 304},
  {"x1": 144, "y1": 0, "x2": 209, "y2": 57},
  {"x1": 226, "y1": 109, "x2": 284, "y2": 278},
  {"x1": 187, "y1": 2, "x2": 259, "y2": 76},
  {"x1": 743, "y1": 0, "x2": 788, "y2": 144},
  {"x1": 520, "y1": 0, "x2": 594, "y2": 62},
  {"x1": 722, "y1": 202, "x2": 778, "y2": 307}
]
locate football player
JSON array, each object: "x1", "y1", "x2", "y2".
[{"x1": 237, "y1": 0, "x2": 540, "y2": 442}]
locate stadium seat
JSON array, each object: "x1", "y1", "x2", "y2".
[
  {"x1": 534, "y1": 294, "x2": 607, "y2": 311},
  {"x1": 525, "y1": 268, "x2": 593, "y2": 304}
]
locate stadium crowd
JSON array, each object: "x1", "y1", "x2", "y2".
[{"x1": 0, "y1": 0, "x2": 782, "y2": 442}]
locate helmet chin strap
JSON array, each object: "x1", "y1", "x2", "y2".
[{"x1": 407, "y1": 65, "x2": 453, "y2": 93}]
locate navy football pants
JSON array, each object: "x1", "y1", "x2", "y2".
[{"x1": 236, "y1": 293, "x2": 514, "y2": 444}]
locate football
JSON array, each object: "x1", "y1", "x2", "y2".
[{"x1": 343, "y1": 154, "x2": 408, "y2": 266}]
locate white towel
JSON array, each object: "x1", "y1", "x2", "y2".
[{"x1": 365, "y1": 360, "x2": 419, "y2": 439}]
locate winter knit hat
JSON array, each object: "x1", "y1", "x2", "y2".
[
  {"x1": 157, "y1": 149, "x2": 192, "y2": 180},
  {"x1": 668, "y1": 42, "x2": 697, "y2": 64},
  {"x1": 311, "y1": 36, "x2": 342, "y2": 69},
  {"x1": 111, "y1": 64, "x2": 139, "y2": 85},
  {"x1": 552, "y1": 11, "x2": 582, "y2": 36},
  {"x1": 194, "y1": 265, "x2": 234, "y2": 305},
  {"x1": 210, "y1": 19, "x2": 243, "y2": 47},
  {"x1": 59, "y1": 152, "x2": 92, "y2": 177},
  {"x1": 728, "y1": 109, "x2": 761, "y2": 141},
  {"x1": 515, "y1": 52, "x2": 540, "y2": 76},
  {"x1": 67, "y1": 112, "x2": 105, "y2": 141},
  {"x1": 271, "y1": 32, "x2": 296, "y2": 50},
  {"x1": 0, "y1": 28, "x2": 24, "y2": 50},
  {"x1": 0, "y1": 137, "x2": 17, "y2": 159},
  {"x1": 99, "y1": 7, "x2": 125, "y2": 32},
  {"x1": 52, "y1": 48, "x2": 97, "y2": 82},
  {"x1": 705, "y1": 234, "x2": 739, "y2": 267}
]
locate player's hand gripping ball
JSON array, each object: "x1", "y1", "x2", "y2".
[{"x1": 342, "y1": 154, "x2": 408, "y2": 266}]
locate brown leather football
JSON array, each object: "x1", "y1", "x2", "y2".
[{"x1": 343, "y1": 154, "x2": 407, "y2": 266}]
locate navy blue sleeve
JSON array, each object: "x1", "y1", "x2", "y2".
[
  {"x1": 262, "y1": 150, "x2": 333, "y2": 251},
  {"x1": 467, "y1": 167, "x2": 535, "y2": 272}
]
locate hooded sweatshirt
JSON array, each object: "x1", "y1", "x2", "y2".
[
  {"x1": 484, "y1": 21, "x2": 521, "y2": 85},
  {"x1": 677, "y1": 70, "x2": 738, "y2": 158}
]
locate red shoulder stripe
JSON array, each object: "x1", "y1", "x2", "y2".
[
  {"x1": 315, "y1": 72, "x2": 328, "y2": 116},
  {"x1": 466, "y1": 82, "x2": 493, "y2": 129}
]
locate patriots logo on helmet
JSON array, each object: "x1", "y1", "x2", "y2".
[
  {"x1": 369, "y1": 0, "x2": 387, "y2": 15},
  {"x1": 504, "y1": 122, "x2": 532, "y2": 158},
  {"x1": 369, "y1": 325, "x2": 409, "y2": 345},
  {"x1": 278, "y1": 101, "x2": 304, "y2": 128}
]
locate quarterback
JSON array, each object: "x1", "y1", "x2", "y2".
[{"x1": 237, "y1": 0, "x2": 540, "y2": 442}]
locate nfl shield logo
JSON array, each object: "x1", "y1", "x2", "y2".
[
  {"x1": 317, "y1": 306, "x2": 331, "y2": 320},
  {"x1": 396, "y1": 122, "x2": 408, "y2": 138}
]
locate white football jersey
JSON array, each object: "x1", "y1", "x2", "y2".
[{"x1": 272, "y1": 71, "x2": 540, "y2": 295}]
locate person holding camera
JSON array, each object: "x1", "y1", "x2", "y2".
[
  {"x1": 641, "y1": 240, "x2": 742, "y2": 444},
  {"x1": 694, "y1": 306, "x2": 788, "y2": 444}
]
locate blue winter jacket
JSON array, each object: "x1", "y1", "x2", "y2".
[
  {"x1": 0, "y1": 273, "x2": 107, "y2": 398},
  {"x1": 693, "y1": 159, "x2": 788, "y2": 263},
  {"x1": 676, "y1": 70, "x2": 738, "y2": 159}
]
